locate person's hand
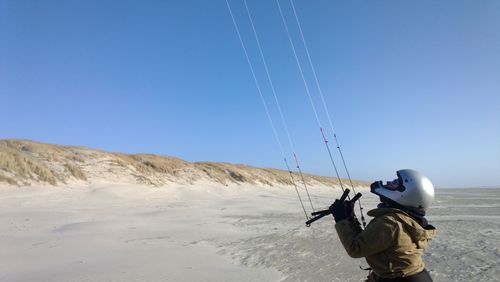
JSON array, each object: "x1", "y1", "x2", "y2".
[
  {"x1": 329, "y1": 199, "x2": 355, "y2": 222},
  {"x1": 345, "y1": 200, "x2": 354, "y2": 219},
  {"x1": 329, "y1": 200, "x2": 346, "y2": 222}
]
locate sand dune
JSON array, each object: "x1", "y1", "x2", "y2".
[{"x1": 0, "y1": 139, "x2": 366, "y2": 188}]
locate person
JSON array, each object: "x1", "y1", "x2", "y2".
[{"x1": 330, "y1": 169, "x2": 436, "y2": 282}]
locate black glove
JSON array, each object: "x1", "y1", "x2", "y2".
[{"x1": 329, "y1": 199, "x2": 354, "y2": 222}]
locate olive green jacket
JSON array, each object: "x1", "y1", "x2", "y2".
[{"x1": 335, "y1": 208, "x2": 436, "y2": 278}]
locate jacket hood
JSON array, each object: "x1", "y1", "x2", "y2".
[{"x1": 368, "y1": 208, "x2": 436, "y2": 241}]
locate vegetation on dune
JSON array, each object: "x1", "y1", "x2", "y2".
[
  {"x1": 0, "y1": 139, "x2": 368, "y2": 188},
  {"x1": 0, "y1": 141, "x2": 58, "y2": 185}
]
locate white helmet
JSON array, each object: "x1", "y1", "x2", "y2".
[{"x1": 370, "y1": 169, "x2": 435, "y2": 214}]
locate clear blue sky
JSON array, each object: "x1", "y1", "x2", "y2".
[{"x1": 1, "y1": 0, "x2": 499, "y2": 187}]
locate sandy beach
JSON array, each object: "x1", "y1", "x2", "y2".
[{"x1": 0, "y1": 184, "x2": 498, "y2": 282}]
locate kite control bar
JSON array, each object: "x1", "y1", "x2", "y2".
[{"x1": 305, "y1": 189, "x2": 362, "y2": 227}]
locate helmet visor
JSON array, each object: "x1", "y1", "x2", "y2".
[
  {"x1": 382, "y1": 178, "x2": 401, "y2": 190},
  {"x1": 370, "y1": 177, "x2": 405, "y2": 192}
]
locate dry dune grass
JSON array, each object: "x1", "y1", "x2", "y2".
[
  {"x1": 0, "y1": 140, "x2": 58, "y2": 185},
  {"x1": 117, "y1": 153, "x2": 193, "y2": 176},
  {"x1": 193, "y1": 162, "x2": 348, "y2": 187},
  {"x1": 63, "y1": 163, "x2": 87, "y2": 181},
  {"x1": 0, "y1": 139, "x2": 367, "y2": 188}
]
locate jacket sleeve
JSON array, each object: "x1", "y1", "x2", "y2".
[{"x1": 335, "y1": 216, "x2": 397, "y2": 258}]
